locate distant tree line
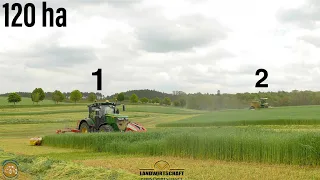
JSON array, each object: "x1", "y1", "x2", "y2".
[
  {"x1": 0, "y1": 91, "x2": 104, "y2": 100},
  {"x1": 5, "y1": 88, "x2": 101, "y2": 105},
  {"x1": 112, "y1": 89, "x2": 320, "y2": 110},
  {"x1": 105, "y1": 89, "x2": 174, "y2": 101},
  {"x1": 5, "y1": 89, "x2": 320, "y2": 110},
  {"x1": 183, "y1": 90, "x2": 320, "y2": 110}
]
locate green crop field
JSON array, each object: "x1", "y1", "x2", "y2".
[
  {"x1": 157, "y1": 106, "x2": 320, "y2": 127},
  {"x1": 1, "y1": 99, "x2": 320, "y2": 179},
  {"x1": 43, "y1": 127, "x2": 320, "y2": 165}
]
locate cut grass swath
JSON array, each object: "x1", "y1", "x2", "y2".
[{"x1": 157, "y1": 119, "x2": 320, "y2": 127}]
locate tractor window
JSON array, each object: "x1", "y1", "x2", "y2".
[
  {"x1": 105, "y1": 106, "x2": 115, "y2": 114},
  {"x1": 95, "y1": 110, "x2": 100, "y2": 116}
]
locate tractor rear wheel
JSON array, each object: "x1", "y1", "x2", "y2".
[
  {"x1": 80, "y1": 122, "x2": 91, "y2": 133},
  {"x1": 99, "y1": 125, "x2": 113, "y2": 132}
]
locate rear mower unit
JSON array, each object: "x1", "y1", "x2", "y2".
[{"x1": 56, "y1": 102, "x2": 146, "y2": 134}]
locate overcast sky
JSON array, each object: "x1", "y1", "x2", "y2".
[{"x1": 0, "y1": 0, "x2": 319, "y2": 95}]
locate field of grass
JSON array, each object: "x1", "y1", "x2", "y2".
[
  {"x1": 43, "y1": 127, "x2": 320, "y2": 165},
  {"x1": 126, "y1": 105, "x2": 206, "y2": 114},
  {"x1": 1, "y1": 101, "x2": 320, "y2": 179},
  {"x1": 157, "y1": 106, "x2": 320, "y2": 127}
]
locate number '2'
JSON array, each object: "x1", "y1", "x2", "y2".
[{"x1": 255, "y1": 69, "x2": 268, "y2": 87}]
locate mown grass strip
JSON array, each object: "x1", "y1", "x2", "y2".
[
  {"x1": 0, "y1": 103, "x2": 86, "y2": 109},
  {"x1": 0, "y1": 119, "x2": 76, "y2": 125},
  {"x1": 156, "y1": 119, "x2": 320, "y2": 127},
  {"x1": 43, "y1": 127, "x2": 320, "y2": 166},
  {"x1": 156, "y1": 107, "x2": 320, "y2": 127},
  {"x1": 0, "y1": 109, "x2": 86, "y2": 116}
]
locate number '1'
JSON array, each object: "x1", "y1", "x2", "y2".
[{"x1": 92, "y1": 69, "x2": 102, "y2": 90}]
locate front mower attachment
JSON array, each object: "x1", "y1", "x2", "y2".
[
  {"x1": 126, "y1": 122, "x2": 147, "y2": 132},
  {"x1": 56, "y1": 128, "x2": 80, "y2": 134},
  {"x1": 30, "y1": 137, "x2": 42, "y2": 146}
]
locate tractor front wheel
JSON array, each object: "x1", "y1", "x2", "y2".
[
  {"x1": 99, "y1": 125, "x2": 114, "y2": 132},
  {"x1": 80, "y1": 122, "x2": 91, "y2": 133}
]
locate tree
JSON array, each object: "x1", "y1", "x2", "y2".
[
  {"x1": 130, "y1": 93, "x2": 139, "y2": 103},
  {"x1": 88, "y1": 92, "x2": 97, "y2": 102},
  {"x1": 173, "y1": 100, "x2": 181, "y2": 107},
  {"x1": 52, "y1": 90, "x2": 65, "y2": 104},
  {"x1": 163, "y1": 97, "x2": 171, "y2": 106},
  {"x1": 179, "y1": 99, "x2": 186, "y2": 107},
  {"x1": 32, "y1": 92, "x2": 40, "y2": 104},
  {"x1": 140, "y1": 97, "x2": 149, "y2": 103},
  {"x1": 31, "y1": 88, "x2": 45, "y2": 104},
  {"x1": 152, "y1": 97, "x2": 160, "y2": 104},
  {"x1": 7, "y1": 93, "x2": 21, "y2": 105},
  {"x1": 117, "y1": 92, "x2": 125, "y2": 102},
  {"x1": 279, "y1": 96, "x2": 289, "y2": 106},
  {"x1": 70, "y1": 90, "x2": 83, "y2": 104}
]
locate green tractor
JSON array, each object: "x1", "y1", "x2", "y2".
[
  {"x1": 249, "y1": 98, "x2": 269, "y2": 109},
  {"x1": 56, "y1": 102, "x2": 146, "y2": 134}
]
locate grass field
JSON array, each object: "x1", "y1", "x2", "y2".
[
  {"x1": 1, "y1": 98, "x2": 320, "y2": 179},
  {"x1": 157, "y1": 106, "x2": 320, "y2": 127},
  {"x1": 43, "y1": 127, "x2": 320, "y2": 165}
]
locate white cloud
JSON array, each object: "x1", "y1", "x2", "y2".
[{"x1": 0, "y1": 0, "x2": 319, "y2": 95}]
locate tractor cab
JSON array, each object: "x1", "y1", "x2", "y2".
[
  {"x1": 260, "y1": 98, "x2": 269, "y2": 108},
  {"x1": 88, "y1": 102, "x2": 118, "y2": 117},
  {"x1": 104, "y1": 105, "x2": 120, "y2": 115}
]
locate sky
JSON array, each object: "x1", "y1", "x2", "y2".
[{"x1": 0, "y1": 0, "x2": 320, "y2": 96}]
